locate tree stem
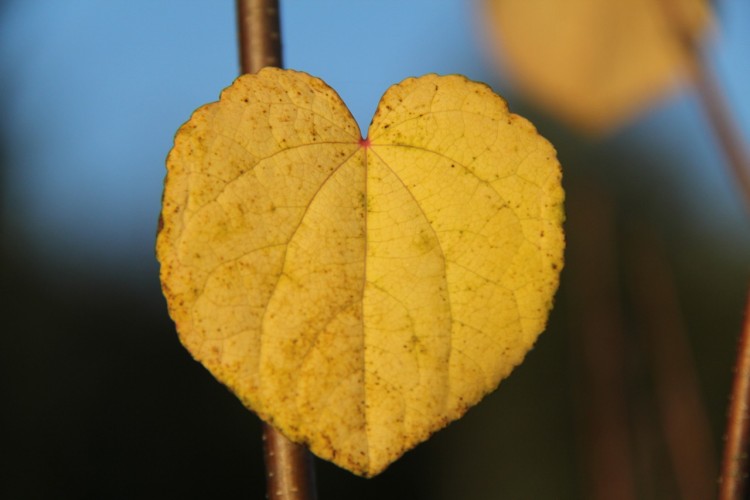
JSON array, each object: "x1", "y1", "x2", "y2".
[
  {"x1": 234, "y1": 2, "x2": 317, "y2": 499},
  {"x1": 719, "y1": 288, "x2": 750, "y2": 500}
]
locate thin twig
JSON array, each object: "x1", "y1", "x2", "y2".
[
  {"x1": 234, "y1": 2, "x2": 317, "y2": 499},
  {"x1": 719, "y1": 288, "x2": 750, "y2": 500}
]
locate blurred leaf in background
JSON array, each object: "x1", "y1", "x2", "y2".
[
  {"x1": 481, "y1": 0, "x2": 712, "y2": 132},
  {"x1": 477, "y1": 0, "x2": 750, "y2": 498}
]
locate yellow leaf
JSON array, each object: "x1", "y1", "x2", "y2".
[
  {"x1": 156, "y1": 68, "x2": 564, "y2": 476},
  {"x1": 481, "y1": 0, "x2": 712, "y2": 132}
]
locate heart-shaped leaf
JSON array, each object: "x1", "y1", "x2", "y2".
[{"x1": 157, "y1": 68, "x2": 564, "y2": 476}]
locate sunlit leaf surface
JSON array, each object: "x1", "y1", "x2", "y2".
[{"x1": 157, "y1": 68, "x2": 564, "y2": 476}]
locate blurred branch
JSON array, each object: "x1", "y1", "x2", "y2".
[
  {"x1": 235, "y1": 2, "x2": 316, "y2": 499},
  {"x1": 567, "y1": 186, "x2": 637, "y2": 500},
  {"x1": 719, "y1": 288, "x2": 750, "y2": 500},
  {"x1": 627, "y1": 225, "x2": 717, "y2": 500},
  {"x1": 657, "y1": 0, "x2": 750, "y2": 211},
  {"x1": 693, "y1": 55, "x2": 750, "y2": 213},
  {"x1": 654, "y1": 4, "x2": 750, "y2": 496}
]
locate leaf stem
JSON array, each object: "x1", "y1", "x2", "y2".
[
  {"x1": 235, "y1": 2, "x2": 317, "y2": 499},
  {"x1": 719, "y1": 288, "x2": 750, "y2": 500}
]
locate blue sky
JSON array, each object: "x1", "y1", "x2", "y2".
[{"x1": 0, "y1": 1, "x2": 748, "y2": 289}]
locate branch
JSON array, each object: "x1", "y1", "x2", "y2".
[
  {"x1": 263, "y1": 424, "x2": 318, "y2": 500},
  {"x1": 236, "y1": 0, "x2": 283, "y2": 74},
  {"x1": 234, "y1": 2, "x2": 317, "y2": 499},
  {"x1": 719, "y1": 288, "x2": 750, "y2": 500},
  {"x1": 566, "y1": 186, "x2": 637, "y2": 500}
]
